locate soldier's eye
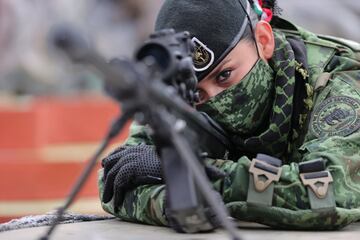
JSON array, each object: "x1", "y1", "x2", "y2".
[
  {"x1": 197, "y1": 89, "x2": 208, "y2": 104},
  {"x1": 216, "y1": 70, "x2": 232, "y2": 84}
]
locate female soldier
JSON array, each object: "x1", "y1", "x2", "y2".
[{"x1": 99, "y1": 0, "x2": 360, "y2": 231}]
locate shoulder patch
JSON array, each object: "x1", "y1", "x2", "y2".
[
  {"x1": 191, "y1": 37, "x2": 214, "y2": 72},
  {"x1": 311, "y1": 96, "x2": 360, "y2": 138}
]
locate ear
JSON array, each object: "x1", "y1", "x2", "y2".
[{"x1": 254, "y1": 20, "x2": 275, "y2": 60}]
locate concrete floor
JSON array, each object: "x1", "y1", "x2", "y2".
[{"x1": 1, "y1": 219, "x2": 360, "y2": 240}]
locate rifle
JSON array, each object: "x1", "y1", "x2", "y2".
[{"x1": 40, "y1": 26, "x2": 241, "y2": 240}]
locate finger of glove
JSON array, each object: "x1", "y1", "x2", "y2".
[
  {"x1": 133, "y1": 175, "x2": 163, "y2": 186},
  {"x1": 137, "y1": 155, "x2": 162, "y2": 178},
  {"x1": 102, "y1": 148, "x2": 141, "y2": 180},
  {"x1": 102, "y1": 145, "x2": 145, "y2": 167},
  {"x1": 106, "y1": 145, "x2": 128, "y2": 158},
  {"x1": 103, "y1": 145, "x2": 156, "y2": 167},
  {"x1": 102, "y1": 149, "x2": 129, "y2": 176},
  {"x1": 102, "y1": 158, "x2": 131, "y2": 203},
  {"x1": 205, "y1": 165, "x2": 227, "y2": 181},
  {"x1": 113, "y1": 162, "x2": 137, "y2": 208}
]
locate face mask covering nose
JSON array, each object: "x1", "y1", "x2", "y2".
[{"x1": 197, "y1": 59, "x2": 274, "y2": 136}]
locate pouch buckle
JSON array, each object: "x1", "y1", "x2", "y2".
[
  {"x1": 299, "y1": 158, "x2": 336, "y2": 210},
  {"x1": 300, "y1": 171, "x2": 333, "y2": 199},
  {"x1": 247, "y1": 154, "x2": 282, "y2": 206},
  {"x1": 249, "y1": 158, "x2": 282, "y2": 192}
]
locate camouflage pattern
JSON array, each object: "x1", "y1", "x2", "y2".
[
  {"x1": 122, "y1": 122, "x2": 153, "y2": 146},
  {"x1": 196, "y1": 59, "x2": 274, "y2": 136},
  {"x1": 98, "y1": 18, "x2": 360, "y2": 230},
  {"x1": 197, "y1": 31, "x2": 299, "y2": 159}
]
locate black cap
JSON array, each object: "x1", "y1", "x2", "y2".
[{"x1": 155, "y1": 0, "x2": 251, "y2": 81}]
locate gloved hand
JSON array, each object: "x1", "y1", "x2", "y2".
[
  {"x1": 101, "y1": 144, "x2": 227, "y2": 208},
  {"x1": 101, "y1": 145, "x2": 163, "y2": 207}
]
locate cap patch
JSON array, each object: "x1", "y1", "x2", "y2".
[{"x1": 191, "y1": 37, "x2": 215, "y2": 72}]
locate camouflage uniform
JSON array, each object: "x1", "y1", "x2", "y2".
[{"x1": 98, "y1": 18, "x2": 360, "y2": 229}]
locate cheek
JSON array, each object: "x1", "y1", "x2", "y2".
[
  {"x1": 230, "y1": 67, "x2": 250, "y2": 85},
  {"x1": 207, "y1": 85, "x2": 228, "y2": 99},
  {"x1": 230, "y1": 70, "x2": 244, "y2": 84},
  {"x1": 197, "y1": 82, "x2": 228, "y2": 102},
  {"x1": 232, "y1": 57, "x2": 259, "y2": 83},
  {"x1": 199, "y1": 83, "x2": 228, "y2": 103}
]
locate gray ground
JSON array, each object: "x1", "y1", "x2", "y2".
[{"x1": 1, "y1": 219, "x2": 359, "y2": 240}]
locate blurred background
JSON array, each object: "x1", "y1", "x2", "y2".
[{"x1": 0, "y1": 0, "x2": 359, "y2": 223}]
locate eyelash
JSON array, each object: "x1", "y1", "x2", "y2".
[
  {"x1": 197, "y1": 89, "x2": 207, "y2": 103},
  {"x1": 216, "y1": 69, "x2": 232, "y2": 84}
]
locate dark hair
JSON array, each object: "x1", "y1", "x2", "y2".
[
  {"x1": 262, "y1": 0, "x2": 282, "y2": 15},
  {"x1": 240, "y1": 9, "x2": 259, "y2": 42}
]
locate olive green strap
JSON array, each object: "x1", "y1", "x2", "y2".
[
  {"x1": 247, "y1": 155, "x2": 282, "y2": 206},
  {"x1": 299, "y1": 159, "x2": 336, "y2": 210}
]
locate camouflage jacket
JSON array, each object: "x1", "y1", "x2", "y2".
[{"x1": 98, "y1": 18, "x2": 360, "y2": 230}]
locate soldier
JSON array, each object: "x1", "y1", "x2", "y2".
[{"x1": 99, "y1": 0, "x2": 360, "y2": 231}]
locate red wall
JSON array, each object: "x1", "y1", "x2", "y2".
[{"x1": 0, "y1": 95, "x2": 130, "y2": 222}]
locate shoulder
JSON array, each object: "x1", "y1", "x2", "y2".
[
  {"x1": 272, "y1": 17, "x2": 360, "y2": 64},
  {"x1": 305, "y1": 72, "x2": 360, "y2": 141},
  {"x1": 272, "y1": 17, "x2": 341, "y2": 84}
]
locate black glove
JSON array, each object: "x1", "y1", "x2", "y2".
[
  {"x1": 101, "y1": 145, "x2": 163, "y2": 207},
  {"x1": 102, "y1": 144, "x2": 227, "y2": 207}
]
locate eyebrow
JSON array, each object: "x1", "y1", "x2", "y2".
[{"x1": 207, "y1": 58, "x2": 232, "y2": 79}]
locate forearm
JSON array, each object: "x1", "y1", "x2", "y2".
[
  {"x1": 98, "y1": 169, "x2": 167, "y2": 226},
  {"x1": 123, "y1": 122, "x2": 153, "y2": 146},
  {"x1": 98, "y1": 144, "x2": 360, "y2": 229},
  {"x1": 98, "y1": 157, "x2": 307, "y2": 226}
]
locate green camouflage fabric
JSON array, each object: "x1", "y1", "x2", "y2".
[
  {"x1": 196, "y1": 59, "x2": 275, "y2": 137},
  {"x1": 98, "y1": 18, "x2": 360, "y2": 230},
  {"x1": 197, "y1": 31, "x2": 299, "y2": 159}
]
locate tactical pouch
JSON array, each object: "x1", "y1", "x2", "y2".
[
  {"x1": 299, "y1": 158, "x2": 336, "y2": 210},
  {"x1": 247, "y1": 154, "x2": 282, "y2": 206}
]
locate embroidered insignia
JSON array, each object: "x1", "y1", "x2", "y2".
[
  {"x1": 191, "y1": 37, "x2": 214, "y2": 72},
  {"x1": 311, "y1": 96, "x2": 360, "y2": 138}
]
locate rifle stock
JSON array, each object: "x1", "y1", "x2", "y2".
[{"x1": 51, "y1": 26, "x2": 240, "y2": 239}]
